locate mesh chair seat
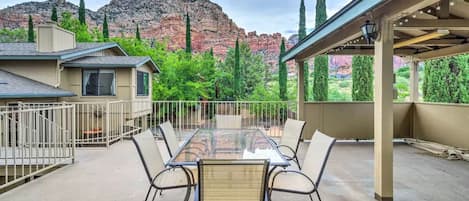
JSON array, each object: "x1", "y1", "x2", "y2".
[
  {"x1": 215, "y1": 115, "x2": 242, "y2": 129},
  {"x1": 269, "y1": 171, "x2": 316, "y2": 194}
]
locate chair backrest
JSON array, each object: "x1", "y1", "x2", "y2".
[
  {"x1": 302, "y1": 130, "x2": 336, "y2": 188},
  {"x1": 215, "y1": 115, "x2": 242, "y2": 129},
  {"x1": 279, "y1": 119, "x2": 306, "y2": 152},
  {"x1": 132, "y1": 130, "x2": 166, "y2": 183},
  {"x1": 197, "y1": 159, "x2": 269, "y2": 201},
  {"x1": 159, "y1": 121, "x2": 179, "y2": 157}
]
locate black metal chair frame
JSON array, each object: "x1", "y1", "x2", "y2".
[{"x1": 132, "y1": 135, "x2": 194, "y2": 201}]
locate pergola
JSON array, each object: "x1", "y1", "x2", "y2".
[{"x1": 282, "y1": 0, "x2": 469, "y2": 200}]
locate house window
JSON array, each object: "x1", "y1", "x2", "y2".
[
  {"x1": 137, "y1": 71, "x2": 149, "y2": 96},
  {"x1": 82, "y1": 69, "x2": 116, "y2": 96}
]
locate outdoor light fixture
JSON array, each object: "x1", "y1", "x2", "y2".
[{"x1": 361, "y1": 20, "x2": 377, "y2": 44}]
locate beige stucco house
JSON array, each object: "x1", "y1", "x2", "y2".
[{"x1": 0, "y1": 23, "x2": 159, "y2": 106}]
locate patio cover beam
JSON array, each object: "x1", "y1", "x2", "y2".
[
  {"x1": 395, "y1": 19, "x2": 469, "y2": 31},
  {"x1": 413, "y1": 43, "x2": 469, "y2": 60}
]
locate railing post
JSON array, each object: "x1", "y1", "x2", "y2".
[
  {"x1": 105, "y1": 101, "x2": 110, "y2": 148},
  {"x1": 120, "y1": 101, "x2": 124, "y2": 142},
  {"x1": 72, "y1": 104, "x2": 76, "y2": 163},
  {"x1": 178, "y1": 100, "x2": 182, "y2": 134}
]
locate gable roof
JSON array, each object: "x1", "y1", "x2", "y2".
[
  {"x1": 0, "y1": 42, "x2": 127, "y2": 60},
  {"x1": 0, "y1": 69, "x2": 76, "y2": 99},
  {"x1": 62, "y1": 56, "x2": 160, "y2": 73}
]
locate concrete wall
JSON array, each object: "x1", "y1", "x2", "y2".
[
  {"x1": 413, "y1": 103, "x2": 469, "y2": 149},
  {"x1": 302, "y1": 102, "x2": 413, "y2": 140}
]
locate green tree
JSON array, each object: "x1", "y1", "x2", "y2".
[
  {"x1": 233, "y1": 38, "x2": 241, "y2": 99},
  {"x1": 352, "y1": 55, "x2": 374, "y2": 101},
  {"x1": 299, "y1": 0, "x2": 309, "y2": 101},
  {"x1": 279, "y1": 39, "x2": 288, "y2": 101},
  {"x1": 78, "y1": 0, "x2": 86, "y2": 25},
  {"x1": 218, "y1": 41, "x2": 268, "y2": 100},
  {"x1": 457, "y1": 55, "x2": 469, "y2": 103},
  {"x1": 51, "y1": 6, "x2": 58, "y2": 22},
  {"x1": 0, "y1": 28, "x2": 28, "y2": 42},
  {"x1": 312, "y1": 0, "x2": 329, "y2": 101},
  {"x1": 209, "y1": 47, "x2": 214, "y2": 57},
  {"x1": 60, "y1": 12, "x2": 92, "y2": 42},
  {"x1": 102, "y1": 12, "x2": 109, "y2": 40},
  {"x1": 136, "y1": 24, "x2": 141, "y2": 41},
  {"x1": 423, "y1": 57, "x2": 462, "y2": 103},
  {"x1": 28, "y1": 15, "x2": 34, "y2": 42},
  {"x1": 185, "y1": 13, "x2": 192, "y2": 54}
]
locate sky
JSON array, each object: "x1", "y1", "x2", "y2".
[{"x1": 0, "y1": 0, "x2": 352, "y2": 37}]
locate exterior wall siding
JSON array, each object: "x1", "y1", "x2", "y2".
[
  {"x1": 0, "y1": 60, "x2": 58, "y2": 87},
  {"x1": 302, "y1": 102, "x2": 413, "y2": 140}
]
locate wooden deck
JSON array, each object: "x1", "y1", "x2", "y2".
[{"x1": 0, "y1": 140, "x2": 468, "y2": 201}]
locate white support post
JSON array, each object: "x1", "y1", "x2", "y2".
[
  {"x1": 297, "y1": 60, "x2": 305, "y2": 121},
  {"x1": 374, "y1": 18, "x2": 394, "y2": 201},
  {"x1": 105, "y1": 101, "x2": 110, "y2": 148},
  {"x1": 409, "y1": 60, "x2": 419, "y2": 102}
]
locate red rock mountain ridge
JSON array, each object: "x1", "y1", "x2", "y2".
[{"x1": 0, "y1": 0, "x2": 296, "y2": 72}]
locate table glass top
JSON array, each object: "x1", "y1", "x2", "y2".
[{"x1": 168, "y1": 129, "x2": 289, "y2": 166}]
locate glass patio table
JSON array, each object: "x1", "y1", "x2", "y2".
[{"x1": 167, "y1": 128, "x2": 290, "y2": 167}]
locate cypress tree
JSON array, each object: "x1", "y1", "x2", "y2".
[
  {"x1": 209, "y1": 47, "x2": 214, "y2": 57},
  {"x1": 28, "y1": 15, "x2": 34, "y2": 42},
  {"x1": 78, "y1": 0, "x2": 86, "y2": 25},
  {"x1": 299, "y1": 0, "x2": 309, "y2": 101},
  {"x1": 279, "y1": 39, "x2": 288, "y2": 101},
  {"x1": 136, "y1": 24, "x2": 141, "y2": 41},
  {"x1": 103, "y1": 12, "x2": 109, "y2": 40},
  {"x1": 313, "y1": 0, "x2": 329, "y2": 101},
  {"x1": 51, "y1": 6, "x2": 58, "y2": 22},
  {"x1": 185, "y1": 13, "x2": 192, "y2": 54},
  {"x1": 234, "y1": 38, "x2": 241, "y2": 99},
  {"x1": 352, "y1": 56, "x2": 374, "y2": 101}
]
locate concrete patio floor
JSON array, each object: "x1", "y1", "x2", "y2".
[{"x1": 0, "y1": 139, "x2": 468, "y2": 201}]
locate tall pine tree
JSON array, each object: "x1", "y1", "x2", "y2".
[
  {"x1": 313, "y1": 0, "x2": 329, "y2": 101},
  {"x1": 28, "y1": 15, "x2": 34, "y2": 42},
  {"x1": 51, "y1": 6, "x2": 58, "y2": 22},
  {"x1": 136, "y1": 24, "x2": 141, "y2": 41},
  {"x1": 299, "y1": 0, "x2": 309, "y2": 101},
  {"x1": 234, "y1": 38, "x2": 241, "y2": 99},
  {"x1": 279, "y1": 39, "x2": 288, "y2": 101},
  {"x1": 185, "y1": 13, "x2": 192, "y2": 54},
  {"x1": 78, "y1": 0, "x2": 86, "y2": 25},
  {"x1": 103, "y1": 12, "x2": 109, "y2": 40},
  {"x1": 352, "y1": 56, "x2": 374, "y2": 101}
]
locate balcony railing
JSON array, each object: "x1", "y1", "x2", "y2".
[
  {"x1": 18, "y1": 101, "x2": 296, "y2": 146},
  {"x1": 0, "y1": 104, "x2": 75, "y2": 190}
]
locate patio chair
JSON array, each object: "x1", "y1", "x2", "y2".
[
  {"x1": 158, "y1": 121, "x2": 180, "y2": 157},
  {"x1": 159, "y1": 121, "x2": 207, "y2": 159},
  {"x1": 269, "y1": 130, "x2": 336, "y2": 201},
  {"x1": 132, "y1": 130, "x2": 193, "y2": 201},
  {"x1": 196, "y1": 159, "x2": 270, "y2": 201},
  {"x1": 215, "y1": 115, "x2": 242, "y2": 129},
  {"x1": 275, "y1": 119, "x2": 306, "y2": 169}
]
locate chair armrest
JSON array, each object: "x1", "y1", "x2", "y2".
[
  {"x1": 270, "y1": 169, "x2": 317, "y2": 191},
  {"x1": 268, "y1": 137, "x2": 278, "y2": 146},
  {"x1": 152, "y1": 166, "x2": 193, "y2": 189},
  {"x1": 277, "y1": 145, "x2": 297, "y2": 160}
]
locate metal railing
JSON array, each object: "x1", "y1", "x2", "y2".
[
  {"x1": 0, "y1": 104, "x2": 75, "y2": 190},
  {"x1": 149, "y1": 101, "x2": 297, "y2": 138},
  {"x1": 17, "y1": 101, "x2": 296, "y2": 146}
]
